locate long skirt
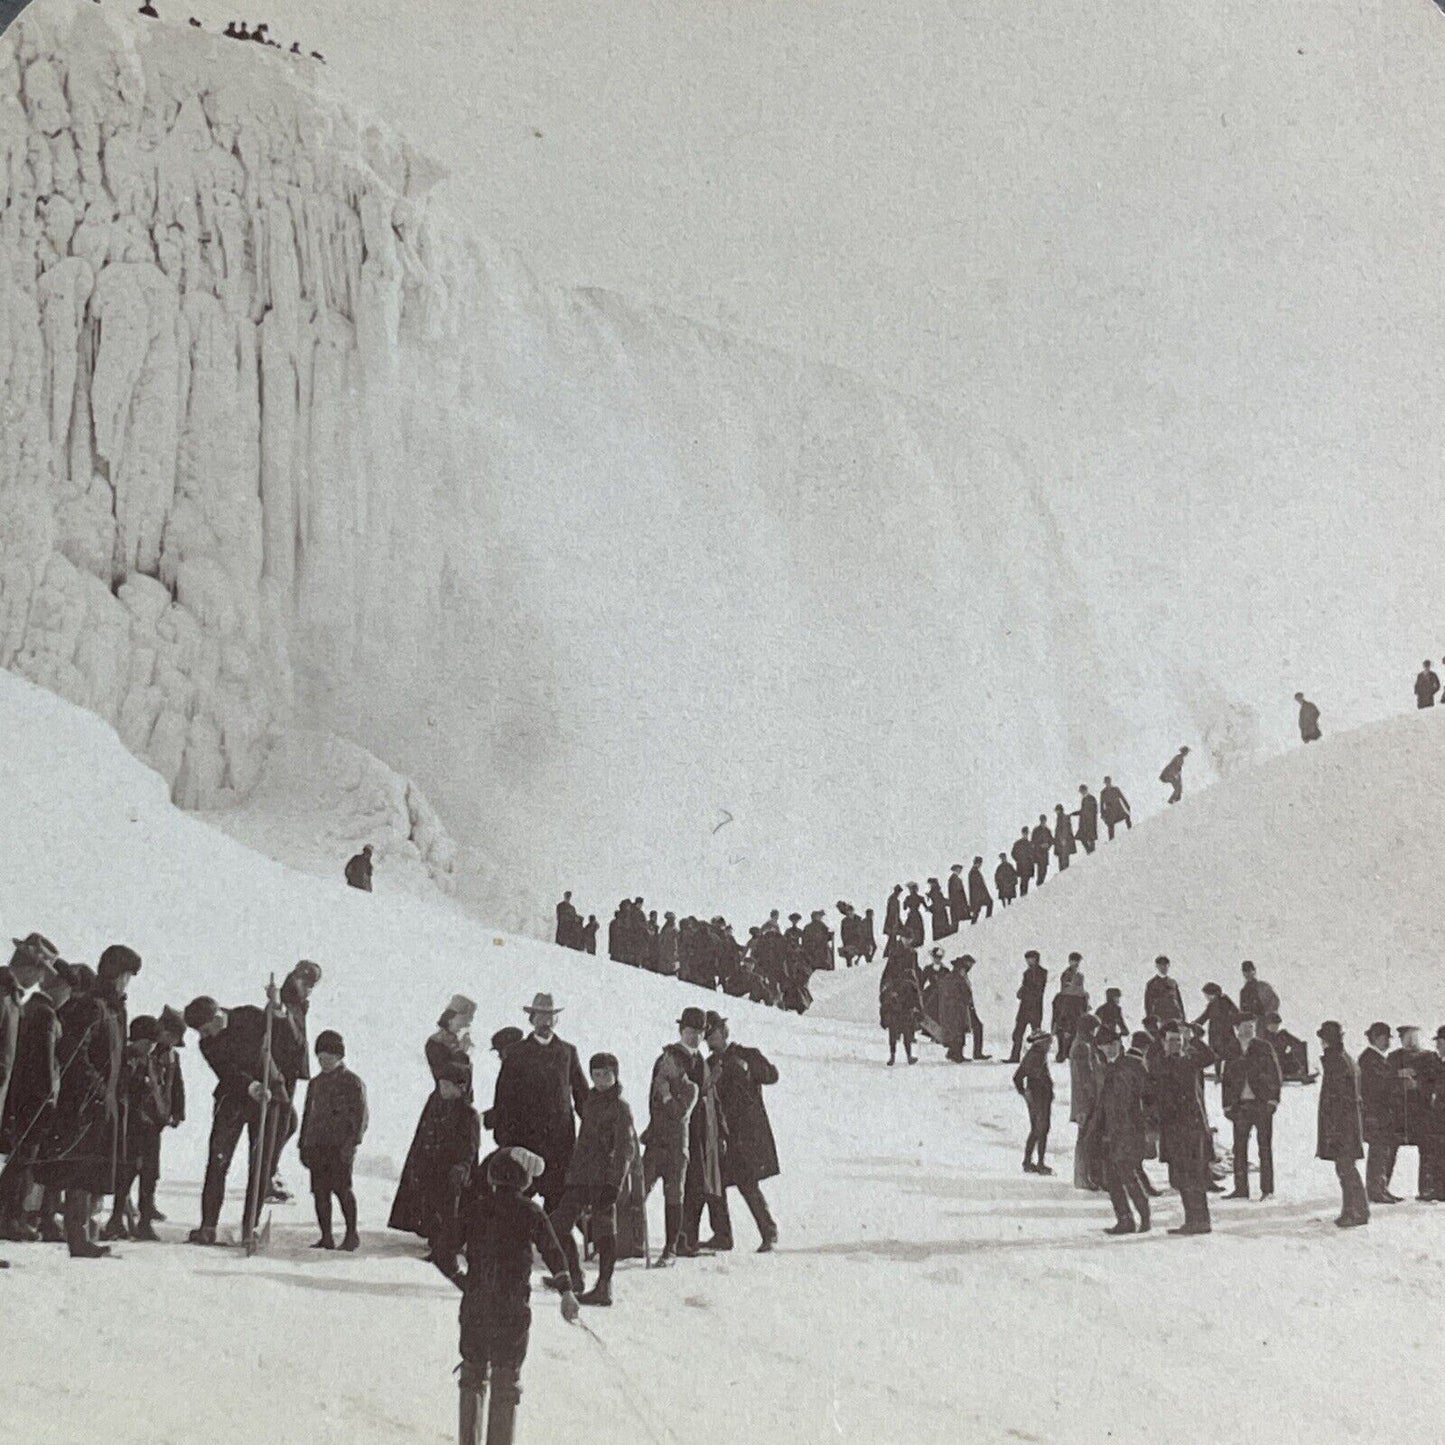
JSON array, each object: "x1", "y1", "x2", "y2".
[{"x1": 388, "y1": 1090, "x2": 479, "y2": 1245}]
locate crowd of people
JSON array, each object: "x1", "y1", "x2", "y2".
[
  {"x1": 122, "y1": 3, "x2": 327, "y2": 62},
  {"x1": 385, "y1": 991, "x2": 781, "y2": 1443}
]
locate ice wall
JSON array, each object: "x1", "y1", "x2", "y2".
[{"x1": 0, "y1": 4, "x2": 1195, "y2": 932}]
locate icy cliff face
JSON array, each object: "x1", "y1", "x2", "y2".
[{"x1": 0, "y1": 4, "x2": 1207, "y2": 930}]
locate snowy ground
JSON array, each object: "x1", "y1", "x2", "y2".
[{"x1": 4, "y1": 671, "x2": 1444, "y2": 1444}]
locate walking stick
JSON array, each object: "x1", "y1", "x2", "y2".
[{"x1": 244, "y1": 975, "x2": 277, "y2": 1255}]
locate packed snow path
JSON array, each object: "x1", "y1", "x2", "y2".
[{"x1": 3, "y1": 671, "x2": 1443, "y2": 1443}]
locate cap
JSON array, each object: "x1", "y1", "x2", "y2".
[
  {"x1": 315, "y1": 1030, "x2": 345, "y2": 1057},
  {"x1": 128, "y1": 1015, "x2": 160, "y2": 1043},
  {"x1": 1130, "y1": 1031, "x2": 1153, "y2": 1050},
  {"x1": 183, "y1": 996, "x2": 220, "y2": 1031},
  {"x1": 589, "y1": 1051, "x2": 620, "y2": 1074},
  {"x1": 98, "y1": 944, "x2": 142, "y2": 984},
  {"x1": 486, "y1": 1146, "x2": 545, "y2": 1190},
  {"x1": 678, "y1": 1007, "x2": 708, "y2": 1032},
  {"x1": 490, "y1": 1026, "x2": 524, "y2": 1054},
  {"x1": 1365, "y1": 1021, "x2": 1392, "y2": 1041}
]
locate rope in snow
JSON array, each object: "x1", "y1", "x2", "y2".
[{"x1": 574, "y1": 1318, "x2": 679, "y2": 1445}]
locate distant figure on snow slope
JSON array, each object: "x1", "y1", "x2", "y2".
[{"x1": 344, "y1": 845, "x2": 374, "y2": 892}]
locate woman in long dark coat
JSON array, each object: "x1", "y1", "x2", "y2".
[
  {"x1": 879, "y1": 939, "x2": 924, "y2": 1066},
  {"x1": 388, "y1": 996, "x2": 480, "y2": 1267},
  {"x1": 34, "y1": 962, "x2": 127, "y2": 1257}
]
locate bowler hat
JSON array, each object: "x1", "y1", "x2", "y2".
[
  {"x1": 1318, "y1": 1020, "x2": 1344, "y2": 1043},
  {"x1": 678, "y1": 1007, "x2": 707, "y2": 1032},
  {"x1": 704, "y1": 1011, "x2": 727, "y2": 1035},
  {"x1": 129, "y1": 1015, "x2": 160, "y2": 1042}
]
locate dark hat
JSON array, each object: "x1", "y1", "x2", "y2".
[
  {"x1": 1130, "y1": 1031, "x2": 1153, "y2": 1050},
  {"x1": 958, "y1": 955, "x2": 976, "y2": 968},
  {"x1": 1154, "y1": 955, "x2": 1170, "y2": 966},
  {"x1": 1068, "y1": 952, "x2": 1082, "y2": 962},
  {"x1": 678, "y1": 1007, "x2": 708, "y2": 1032},
  {"x1": 98, "y1": 944, "x2": 142, "y2": 983},
  {"x1": 183, "y1": 996, "x2": 221, "y2": 1031},
  {"x1": 486, "y1": 1147, "x2": 542, "y2": 1191},
  {"x1": 1365, "y1": 1021, "x2": 1392, "y2": 1041},
  {"x1": 158, "y1": 1006, "x2": 187, "y2": 1044},
  {"x1": 1317, "y1": 1021, "x2": 1344, "y2": 1044},
  {"x1": 1161, "y1": 1019, "x2": 1187, "y2": 1035},
  {"x1": 1095, "y1": 1028, "x2": 1123, "y2": 1046},
  {"x1": 56, "y1": 961, "x2": 95, "y2": 994},
  {"x1": 290, "y1": 959, "x2": 322, "y2": 986},
  {"x1": 1203, "y1": 982, "x2": 1221, "y2": 996},
  {"x1": 10, "y1": 932, "x2": 58, "y2": 967},
  {"x1": 1234, "y1": 1013, "x2": 1258, "y2": 1027},
  {"x1": 703, "y1": 1011, "x2": 728, "y2": 1035},
  {"x1": 589, "y1": 1051, "x2": 620, "y2": 1074},
  {"x1": 1105, "y1": 988, "x2": 1121, "y2": 999},
  {"x1": 1024, "y1": 950, "x2": 1040, "y2": 961},
  {"x1": 129, "y1": 1015, "x2": 160, "y2": 1042},
  {"x1": 1435, "y1": 1026, "x2": 1445, "y2": 1043},
  {"x1": 1264, "y1": 1011, "x2": 1281, "y2": 1026},
  {"x1": 315, "y1": 1030, "x2": 345, "y2": 1057},
  {"x1": 491, "y1": 1026, "x2": 524, "y2": 1054},
  {"x1": 788, "y1": 913, "x2": 802, "y2": 923}
]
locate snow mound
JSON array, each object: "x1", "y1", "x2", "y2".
[{"x1": 816, "y1": 707, "x2": 1445, "y2": 1036}]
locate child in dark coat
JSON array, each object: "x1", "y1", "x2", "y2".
[
  {"x1": 298, "y1": 1030, "x2": 368, "y2": 1250},
  {"x1": 445, "y1": 1147, "x2": 578, "y2": 1445},
  {"x1": 103, "y1": 1016, "x2": 171, "y2": 1241}
]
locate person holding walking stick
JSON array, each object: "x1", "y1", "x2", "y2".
[{"x1": 184, "y1": 979, "x2": 289, "y2": 1247}]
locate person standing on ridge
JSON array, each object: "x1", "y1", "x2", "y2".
[
  {"x1": 967, "y1": 857, "x2": 993, "y2": 923},
  {"x1": 926, "y1": 879, "x2": 952, "y2": 942},
  {"x1": 947, "y1": 865, "x2": 970, "y2": 930},
  {"x1": 1160, "y1": 746, "x2": 1189, "y2": 805},
  {"x1": 1009, "y1": 952, "x2": 1048, "y2": 1063},
  {"x1": 902, "y1": 887, "x2": 927, "y2": 949},
  {"x1": 1415, "y1": 661, "x2": 1440, "y2": 709},
  {"x1": 861, "y1": 907, "x2": 878, "y2": 962},
  {"x1": 344, "y1": 844, "x2": 374, "y2": 892},
  {"x1": 1100, "y1": 776, "x2": 1132, "y2": 840},
  {"x1": 1011, "y1": 829, "x2": 1036, "y2": 898},
  {"x1": 1053, "y1": 805, "x2": 1077, "y2": 873},
  {"x1": 554, "y1": 893, "x2": 582, "y2": 950},
  {"x1": 802, "y1": 911, "x2": 835, "y2": 973},
  {"x1": 1074, "y1": 784, "x2": 1100, "y2": 854},
  {"x1": 1030, "y1": 816, "x2": 1054, "y2": 888},
  {"x1": 1317, "y1": 1021, "x2": 1368, "y2": 1227},
  {"x1": 1295, "y1": 693, "x2": 1321, "y2": 743},
  {"x1": 884, "y1": 886, "x2": 903, "y2": 942},
  {"x1": 995, "y1": 853, "x2": 1018, "y2": 907}
]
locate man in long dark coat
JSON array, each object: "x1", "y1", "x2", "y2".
[
  {"x1": 1011, "y1": 829, "x2": 1035, "y2": 897},
  {"x1": 1086, "y1": 1029, "x2": 1151, "y2": 1234},
  {"x1": 1389, "y1": 1025, "x2": 1432, "y2": 1200},
  {"x1": 489, "y1": 995, "x2": 588, "y2": 1214},
  {"x1": 947, "y1": 865, "x2": 971, "y2": 930},
  {"x1": 995, "y1": 853, "x2": 1018, "y2": 907},
  {"x1": 1030, "y1": 817, "x2": 1054, "y2": 887},
  {"x1": 967, "y1": 857, "x2": 993, "y2": 923},
  {"x1": 554, "y1": 893, "x2": 582, "y2": 949},
  {"x1": 1009, "y1": 952, "x2": 1048, "y2": 1063},
  {"x1": 701, "y1": 1014, "x2": 780, "y2": 1252},
  {"x1": 1317, "y1": 1021, "x2": 1367, "y2": 1226},
  {"x1": 1415, "y1": 661, "x2": 1439, "y2": 709},
  {"x1": 1100, "y1": 776, "x2": 1131, "y2": 840},
  {"x1": 1358, "y1": 1022, "x2": 1401, "y2": 1204},
  {"x1": 1074, "y1": 784, "x2": 1100, "y2": 854},
  {"x1": 1154, "y1": 1021, "x2": 1216, "y2": 1234},
  {"x1": 883, "y1": 886, "x2": 903, "y2": 941},
  {"x1": 642, "y1": 1007, "x2": 712, "y2": 1263}
]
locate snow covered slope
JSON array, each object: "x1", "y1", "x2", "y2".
[
  {"x1": 4, "y1": 618, "x2": 1445, "y2": 1445},
  {"x1": 6, "y1": 1, "x2": 1445, "y2": 941},
  {"x1": 817, "y1": 705, "x2": 1445, "y2": 1036}
]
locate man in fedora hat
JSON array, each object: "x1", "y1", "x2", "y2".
[
  {"x1": 642, "y1": 1007, "x2": 707, "y2": 1264},
  {"x1": 489, "y1": 994, "x2": 588, "y2": 1214}
]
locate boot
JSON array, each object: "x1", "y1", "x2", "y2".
[
  {"x1": 458, "y1": 1370, "x2": 485, "y2": 1445},
  {"x1": 1104, "y1": 1222, "x2": 1135, "y2": 1236},
  {"x1": 100, "y1": 1215, "x2": 129, "y2": 1242},
  {"x1": 340, "y1": 1231, "x2": 360, "y2": 1252},
  {"x1": 757, "y1": 1233, "x2": 777, "y2": 1253},
  {"x1": 657, "y1": 1201, "x2": 682, "y2": 1265},
  {"x1": 65, "y1": 1192, "x2": 110, "y2": 1259},
  {"x1": 485, "y1": 1391, "x2": 518, "y2": 1445},
  {"x1": 187, "y1": 1226, "x2": 218, "y2": 1246},
  {"x1": 132, "y1": 1219, "x2": 160, "y2": 1242},
  {"x1": 578, "y1": 1278, "x2": 613, "y2": 1306}
]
